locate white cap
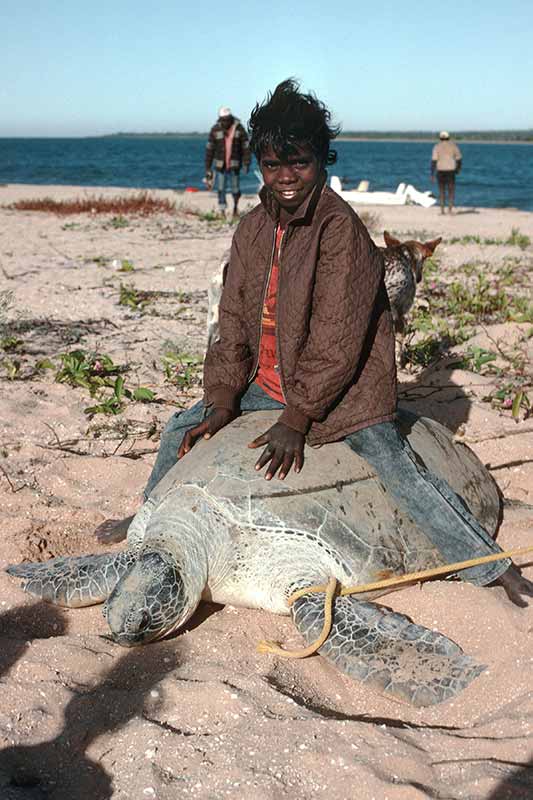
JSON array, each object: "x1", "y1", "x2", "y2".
[
  {"x1": 439, "y1": 130, "x2": 450, "y2": 140},
  {"x1": 218, "y1": 106, "x2": 232, "y2": 118}
]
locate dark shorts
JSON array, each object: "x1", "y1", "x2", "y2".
[{"x1": 437, "y1": 170, "x2": 456, "y2": 187}]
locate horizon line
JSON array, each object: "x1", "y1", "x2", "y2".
[{"x1": 1, "y1": 128, "x2": 533, "y2": 142}]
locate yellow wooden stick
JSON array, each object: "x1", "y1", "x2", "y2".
[{"x1": 258, "y1": 544, "x2": 533, "y2": 659}]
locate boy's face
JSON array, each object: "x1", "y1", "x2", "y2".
[{"x1": 260, "y1": 145, "x2": 320, "y2": 212}]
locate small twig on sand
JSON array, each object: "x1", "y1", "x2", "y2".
[
  {"x1": 488, "y1": 457, "x2": 533, "y2": 471},
  {"x1": 503, "y1": 498, "x2": 533, "y2": 510},
  {"x1": 37, "y1": 442, "x2": 92, "y2": 457},
  {"x1": 42, "y1": 421, "x2": 63, "y2": 447},
  {"x1": 479, "y1": 323, "x2": 529, "y2": 364},
  {"x1": 400, "y1": 383, "x2": 460, "y2": 395},
  {"x1": 112, "y1": 435, "x2": 129, "y2": 456},
  {"x1": 454, "y1": 425, "x2": 533, "y2": 444},
  {"x1": 38, "y1": 436, "x2": 158, "y2": 460},
  {"x1": 47, "y1": 240, "x2": 72, "y2": 260},
  {"x1": 119, "y1": 447, "x2": 158, "y2": 459},
  {"x1": 0, "y1": 464, "x2": 27, "y2": 493}
]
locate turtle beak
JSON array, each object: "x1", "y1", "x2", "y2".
[
  {"x1": 104, "y1": 606, "x2": 155, "y2": 647},
  {"x1": 103, "y1": 551, "x2": 191, "y2": 646},
  {"x1": 112, "y1": 632, "x2": 147, "y2": 647}
]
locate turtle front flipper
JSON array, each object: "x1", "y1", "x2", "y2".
[
  {"x1": 292, "y1": 593, "x2": 485, "y2": 707},
  {"x1": 6, "y1": 551, "x2": 138, "y2": 607}
]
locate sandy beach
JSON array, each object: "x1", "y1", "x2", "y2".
[{"x1": 1, "y1": 183, "x2": 532, "y2": 799}]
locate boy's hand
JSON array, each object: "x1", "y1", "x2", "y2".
[
  {"x1": 178, "y1": 407, "x2": 237, "y2": 459},
  {"x1": 248, "y1": 422, "x2": 305, "y2": 480}
]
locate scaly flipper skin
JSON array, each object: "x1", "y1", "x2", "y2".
[
  {"x1": 292, "y1": 593, "x2": 486, "y2": 707},
  {"x1": 6, "y1": 551, "x2": 138, "y2": 607}
]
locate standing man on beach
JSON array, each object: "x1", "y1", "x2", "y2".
[
  {"x1": 431, "y1": 131, "x2": 462, "y2": 214},
  {"x1": 205, "y1": 107, "x2": 251, "y2": 218}
]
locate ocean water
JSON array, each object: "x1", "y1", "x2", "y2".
[{"x1": 0, "y1": 136, "x2": 532, "y2": 211}]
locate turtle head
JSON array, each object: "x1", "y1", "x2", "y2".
[{"x1": 103, "y1": 549, "x2": 196, "y2": 646}]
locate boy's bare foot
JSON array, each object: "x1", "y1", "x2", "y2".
[
  {"x1": 94, "y1": 515, "x2": 134, "y2": 544},
  {"x1": 489, "y1": 565, "x2": 533, "y2": 608}
]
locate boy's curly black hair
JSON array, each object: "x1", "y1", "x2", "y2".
[{"x1": 248, "y1": 78, "x2": 340, "y2": 166}]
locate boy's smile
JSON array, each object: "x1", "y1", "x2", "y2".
[{"x1": 260, "y1": 145, "x2": 321, "y2": 211}]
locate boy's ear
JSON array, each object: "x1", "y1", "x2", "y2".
[{"x1": 383, "y1": 231, "x2": 401, "y2": 248}]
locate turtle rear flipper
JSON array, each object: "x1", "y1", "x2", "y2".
[
  {"x1": 292, "y1": 593, "x2": 485, "y2": 707},
  {"x1": 6, "y1": 551, "x2": 137, "y2": 608}
]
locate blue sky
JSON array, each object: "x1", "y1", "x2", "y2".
[{"x1": 2, "y1": 0, "x2": 532, "y2": 136}]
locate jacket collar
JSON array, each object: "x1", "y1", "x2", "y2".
[{"x1": 259, "y1": 170, "x2": 328, "y2": 225}]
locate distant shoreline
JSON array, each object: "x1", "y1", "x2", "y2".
[
  {"x1": 337, "y1": 136, "x2": 533, "y2": 145},
  {"x1": 96, "y1": 132, "x2": 533, "y2": 145},
  {"x1": 1, "y1": 134, "x2": 532, "y2": 145}
]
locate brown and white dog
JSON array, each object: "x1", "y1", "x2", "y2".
[
  {"x1": 206, "y1": 232, "x2": 442, "y2": 365},
  {"x1": 381, "y1": 231, "x2": 441, "y2": 365}
]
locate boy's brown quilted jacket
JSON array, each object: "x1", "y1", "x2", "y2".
[{"x1": 203, "y1": 175, "x2": 397, "y2": 445}]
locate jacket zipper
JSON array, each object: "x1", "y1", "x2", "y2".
[
  {"x1": 275, "y1": 230, "x2": 287, "y2": 402},
  {"x1": 248, "y1": 225, "x2": 279, "y2": 382}
]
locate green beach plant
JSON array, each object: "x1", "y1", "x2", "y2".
[
  {"x1": 118, "y1": 283, "x2": 151, "y2": 310},
  {"x1": 506, "y1": 228, "x2": 530, "y2": 249},
  {"x1": 401, "y1": 329, "x2": 459, "y2": 368},
  {"x1": 483, "y1": 381, "x2": 532, "y2": 422},
  {"x1": 84, "y1": 376, "x2": 127, "y2": 416},
  {"x1": 161, "y1": 347, "x2": 202, "y2": 392},
  {"x1": 55, "y1": 350, "x2": 124, "y2": 395},
  {"x1": 87, "y1": 255, "x2": 109, "y2": 267},
  {"x1": 447, "y1": 228, "x2": 530, "y2": 249},
  {"x1": 1, "y1": 358, "x2": 21, "y2": 380},
  {"x1": 0, "y1": 335, "x2": 23, "y2": 352},
  {"x1": 199, "y1": 210, "x2": 224, "y2": 222},
  {"x1": 84, "y1": 376, "x2": 156, "y2": 417},
  {"x1": 455, "y1": 346, "x2": 498, "y2": 374},
  {"x1": 109, "y1": 215, "x2": 129, "y2": 228},
  {"x1": 52, "y1": 349, "x2": 157, "y2": 416}
]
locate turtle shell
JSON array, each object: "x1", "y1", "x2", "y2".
[{"x1": 147, "y1": 409, "x2": 500, "y2": 585}]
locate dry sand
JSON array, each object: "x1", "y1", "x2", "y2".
[{"x1": 0, "y1": 184, "x2": 532, "y2": 799}]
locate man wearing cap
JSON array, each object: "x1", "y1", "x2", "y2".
[
  {"x1": 431, "y1": 131, "x2": 462, "y2": 214},
  {"x1": 205, "y1": 107, "x2": 251, "y2": 218}
]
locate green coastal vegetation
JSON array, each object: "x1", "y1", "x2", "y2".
[
  {"x1": 340, "y1": 130, "x2": 533, "y2": 142},
  {"x1": 103, "y1": 129, "x2": 533, "y2": 143}
]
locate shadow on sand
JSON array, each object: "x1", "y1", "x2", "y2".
[
  {"x1": 398, "y1": 360, "x2": 474, "y2": 436},
  {"x1": 0, "y1": 599, "x2": 182, "y2": 799},
  {"x1": 487, "y1": 759, "x2": 533, "y2": 799}
]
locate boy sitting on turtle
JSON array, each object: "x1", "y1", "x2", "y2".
[{"x1": 99, "y1": 79, "x2": 532, "y2": 606}]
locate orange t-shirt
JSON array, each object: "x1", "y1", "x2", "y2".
[{"x1": 255, "y1": 225, "x2": 286, "y2": 403}]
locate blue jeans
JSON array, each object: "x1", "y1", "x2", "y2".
[
  {"x1": 144, "y1": 386, "x2": 508, "y2": 586},
  {"x1": 345, "y1": 419, "x2": 509, "y2": 585},
  {"x1": 216, "y1": 170, "x2": 240, "y2": 208},
  {"x1": 144, "y1": 383, "x2": 284, "y2": 498}
]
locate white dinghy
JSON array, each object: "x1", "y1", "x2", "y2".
[{"x1": 330, "y1": 175, "x2": 436, "y2": 207}]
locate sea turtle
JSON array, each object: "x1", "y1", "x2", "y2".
[{"x1": 7, "y1": 409, "x2": 500, "y2": 707}]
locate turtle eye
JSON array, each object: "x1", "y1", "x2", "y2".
[{"x1": 138, "y1": 611, "x2": 151, "y2": 631}]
